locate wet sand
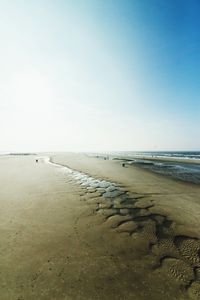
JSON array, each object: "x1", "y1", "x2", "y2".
[{"x1": 1, "y1": 154, "x2": 200, "y2": 299}]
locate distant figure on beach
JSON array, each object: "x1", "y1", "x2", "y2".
[
  {"x1": 36, "y1": 159, "x2": 38, "y2": 163},
  {"x1": 122, "y1": 163, "x2": 125, "y2": 167}
]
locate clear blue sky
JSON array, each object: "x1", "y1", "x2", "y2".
[{"x1": 0, "y1": 0, "x2": 199, "y2": 151}]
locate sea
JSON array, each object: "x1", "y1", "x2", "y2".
[{"x1": 102, "y1": 151, "x2": 200, "y2": 185}]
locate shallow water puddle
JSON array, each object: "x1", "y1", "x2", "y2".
[{"x1": 44, "y1": 156, "x2": 124, "y2": 198}]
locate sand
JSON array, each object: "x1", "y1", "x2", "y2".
[{"x1": 1, "y1": 153, "x2": 200, "y2": 299}]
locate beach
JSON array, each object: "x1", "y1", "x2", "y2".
[{"x1": 1, "y1": 153, "x2": 200, "y2": 299}]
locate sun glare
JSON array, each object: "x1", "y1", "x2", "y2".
[{"x1": 11, "y1": 71, "x2": 53, "y2": 112}]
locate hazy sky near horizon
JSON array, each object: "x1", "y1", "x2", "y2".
[{"x1": 0, "y1": 0, "x2": 200, "y2": 152}]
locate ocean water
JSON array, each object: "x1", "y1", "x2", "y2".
[
  {"x1": 104, "y1": 151, "x2": 200, "y2": 184},
  {"x1": 109, "y1": 151, "x2": 200, "y2": 160}
]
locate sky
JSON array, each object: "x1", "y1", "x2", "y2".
[{"x1": 0, "y1": 0, "x2": 200, "y2": 152}]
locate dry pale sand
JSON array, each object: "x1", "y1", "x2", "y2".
[{"x1": 1, "y1": 153, "x2": 200, "y2": 300}]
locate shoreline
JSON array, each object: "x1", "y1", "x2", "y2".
[
  {"x1": 86, "y1": 152, "x2": 200, "y2": 165},
  {"x1": 89, "y1": 154, "x2": 200, "y2": 185},
  {"x1": 113, "y1": 155, "x2": 200, "y2": 164}
]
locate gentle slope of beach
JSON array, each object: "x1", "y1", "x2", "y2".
[{"x1": 1, "y1": 153, "x2": 200, "y2": 299}]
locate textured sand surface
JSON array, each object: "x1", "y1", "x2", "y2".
[
  {"x1": 51, "y1": 153, "x2": 200, "y2": 300},
  {"x1": 1, "y1": 154, "x2": 200, "y2": 299}
]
